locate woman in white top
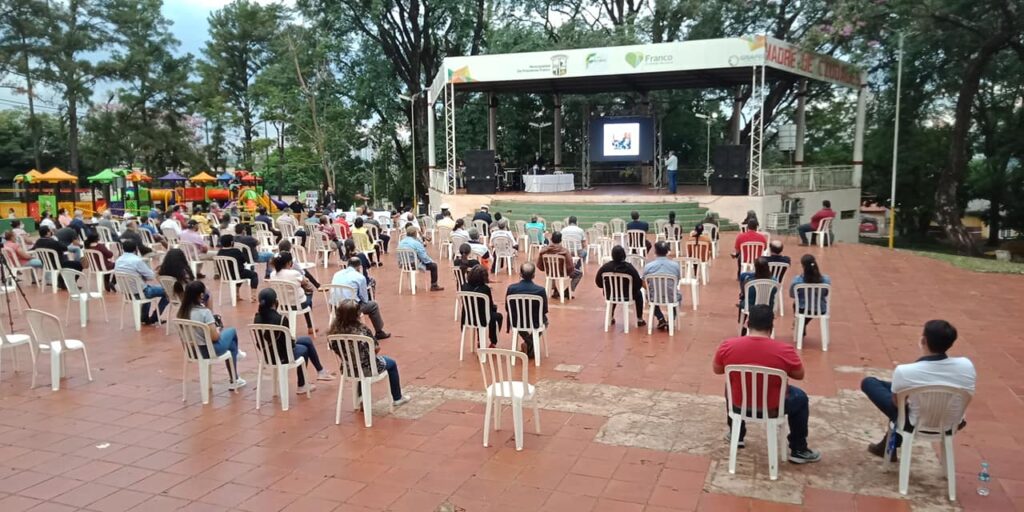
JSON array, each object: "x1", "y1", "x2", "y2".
[
  {"x1": 269, "y1": 251, "x2": 317, "y2": 335},
  {"x1": 39, "y1": 212, "x2": 57, "y2": 231}
]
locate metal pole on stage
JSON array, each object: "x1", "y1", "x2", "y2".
[{"x1": 399, "y1": 91, "x2": 422, "y2": 213}]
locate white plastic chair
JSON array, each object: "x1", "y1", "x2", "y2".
[
  {"x1": 653, "y1": 219, "x2": 668, "y2": 240},
  {"x1": 114, "y1": 271, "x2": 163, "y2": 331},
  {"x1": 457, "y1": 291, "x2": 491, "y2": 361},
  {"x1": 725, "y1": 364, "x2": 789, "y2": 480},
  {"x1": 96, "y1": 225, "x2": 116, "y2": 245},
  {"x1": 178, "y1": 242, "x2": 206, "y2": 279},
  {"x1": 703, "y1": 223, "x2": 720, "y2": 258},
  {"x1": 83, "y1": 249, "x2": 114, "y2": 295},
  {"x1": 793, "y1": 283, "x2": 831, "y2": 351},
  {"x1": 609, "y1": 218, "x2": 626, "y2": 244},
  {"x1": 886, "y1": 385, "x2": 973, "y2": 501},
  {"x1": 645, "y1": 275, "x2": 680, "y2": 335},
  {"x1": 811, "y1": 218, "x2": 833, "y2": 247},
  {"x1": 602, "y1": 272, "x2": 636, "y2": 333},
  {"x1": 472, "y1": 219, "x2": 490, "y2": 238},
  {"x1": 451, "y1": 267, "x2": 468, "y2": 321},
  {"x1": 677, "y1": 257, "x2": 701, "y2": 311},
  {"x1": 33, "y1": 248, "x2": 61, "y2": 294},
  {"x1": 626, "y1": 254, "x2": 646, "y2": 273},
  {"x1": 213, "y1": 256, "x2": 252, "y2": 307},
  {"x1": 738, "y1": 279, "x2": 780, "y2": 336},
  {"x1": 0, "y1": 270, "x2": 23, "y2": 313},
  {"x1": 541, "y1": 254, "x2": 573, "y2": 304},
  {"x1": 506, "y1": 294, "x2": 547, "y2": 366},
  {"x1": 234, "y1": 243, "x2": 258, "y2": 272},
  {"x1": 437, "y1": 226, "x2": 453, "y2": 260},
  {"x1": 311, "y1": 231, "x2": 335, "y2": 268},
  {"x1": 171, "y1": 318, "x2": 238, "y2": 405},
  {"x1": 739, "y1": 241, "x2": 766, "y2": 274},
  {"x1": 0, "y1": 316, "x2": 32, "y2": 384},
  {"x1": 491, "y1": 236, "x2": 516, "y2": 276},
  {"x1": 157, "y1": 276, "x2": 182, "y2": 335},
  {"x1": 267, "y1": 279, "x2": 313, "y2": 338},
  {"x1": 586, "y1": 228, "x2": 606, "y2": 265},
  {"x1": 768, "y1": 261, "x2": 790, "y2": 316},
  {"x1": 329, "y1": 333, "x2": 394, "y2": 427},
  {"x1": 249, "y1": 324, "x2": 310, "y2": 411},
  {"x1": 162, "y1": 227, "x2": 180, "y2": 248},
  {"x1": 524, "y1": 228, "x2": 544, "y2": 261},
  {"x1": 450, "y1": 232, "x2": 470, "y2": 263},
  {"x1": 479, "y1": 348, "x2": 541, "y2": 451},
  {"x1": 3, "y1": 247, "x2": 38, "y2": 286},
  {"x1": 61, "y1": 269, "x2": 107, "y2": 328},
  {"x1": 396, "y1": 249, "x2": 419, "y2": 295},
  {"x1": 321, "y1": 283, "x2": 356, "y2": 326},
  {"x1": 25, "y1": 309, "x2": 93, "y2": 391},
  {"x1": 549, "y1": 220, "x2": 564, "y2": 233},
  {"x1": 592, "y1": 221, "x2": 610, "y2": 238},
  {"x1": 685, "y1": 240, "x2": 713, "y2": 285},
  {"x1": 625, "y1": 229, "x2": 647, "y2": 256},
  {"x1": 663, "y1": 224, "x2": 683, "y2": 256}
]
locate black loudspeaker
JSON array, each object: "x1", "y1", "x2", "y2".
[
  {"x1": 710, "y1": 177, "x2": 749, "y2": 195},
  {"x1": 711, "y1": 145, "x2": 750, "y2": 178},
  {"x1": 464, "y1": 149, "x2": 496, "y2": 194}
]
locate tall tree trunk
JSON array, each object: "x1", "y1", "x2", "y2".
[
  {"x1": 68, "y1": 95, "x2": 79, "y2": 174},
  {"x1": 986, "y1": 192, "x2": 1001, "y2": 247},
  {"x1": 934, "y1": 35, "x2": 1009, "y2": 255},
  {"x1": 21, "y1": 40, "x2": 41, "y2": 171}
]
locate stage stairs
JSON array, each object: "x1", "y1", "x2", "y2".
[{"x1": 487, "y1": 200, "x2": 739, "y2": 232}]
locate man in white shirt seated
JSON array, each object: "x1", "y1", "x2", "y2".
[
  {"x1": 114, "y1": 239, "x2": 168, "y2": 326},
  {"x1": 160, "y1": 214, "x2": 182, "y2": 237},
  {"x1": 489, "y1": 219, "x2": 517, "y2": 250},
  {"x1": 467, "y1": 228, "x2": 491, "y2": 261},
  {"x1": 560, "y1": 215, "x2": 587, "y2": 260},
  {"x1": 860, "y1": 319, "x2": 976, "y2": 459},
  {"x1": 329, "y1": 257, "x2": 390, "y2": 340}
]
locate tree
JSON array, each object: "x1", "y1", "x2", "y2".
[
  {"x1": 0, "y1": 110, "x2": 68, "y2": 180},
  {"x1": 38, "y1": 0, "x2": 109, "y2": 175},
  {"x1": 0, "y1": 0, "x2": 51, "y2": 171},
  {"x1": 198, "y1": 0, "x2": 283, "y2": 171}
]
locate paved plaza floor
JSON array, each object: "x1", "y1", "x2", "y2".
[{"x1": 0, "y1": 233, "x2": 1021, "y2": 512}]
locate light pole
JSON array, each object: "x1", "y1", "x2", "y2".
[
  {"x1": 529, "y1": 121, "x2": 552, "y2": 156},
  {"x1": 694, "y1": 113, "x2": 716, "y2": 183},
  {"x1": 397, "y1": 93, "x2": 417, "y2": 214},
  {"x1": 888, "y1": 32, "x2": 905, "y2": 249}
]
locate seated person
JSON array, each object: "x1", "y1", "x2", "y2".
[
  {"x1": 455, "y1": 243, "x2": 480, "y2": 272},
  {"x1": 10, "y1": 220, "x2": 32, "y2": 244},
  {"x1": 625, "y1": 210, "x2": 652, "y2": 253},
  {"x1": 764, "y1": 240, "x2": 791, "y2": 268},
  {"x1": 254, "y1": 207, "x2": 281, "y2": 240},
  {"x1": 120, "y1": 220, "x2": 156, "y2": 255},
  {"x1": 363, "y1": 208, "x2": 390, "y2": 253},
  {"x1": 713, "y1": 304, "x2": 821, "y2": 464},
  {"x1": 489, "y1": 219, "x2": 518, "y2": 251},
  {"x1": 524, "y1": 216, "x2": 546, "y2": 245},
  {"x1": 642, "y1": 241, "x2": 681, "y2": 331},
  {"x1": 33, "y1": 226, "x2": 84, "y2": 289},
  {"x1": 466, "y1": 228, "x2": 491, "y2": 269},
  {"x1": 54, "y1": 224, "x2": 84, "y2": 262},
  {"x1": 397, "y1": 226, "x2": 443, "y2": 291},
  {"x1": 216, "y1": 234, "x2": 259, "y2": 294},
  {"x1": 860, "y1": 320, "x2": 976, "y2": 459},
  {"x1": 253, "y1": 288, "x2": 332, "y2": 394},
  {"x1": 536, "y1": 231, "x2": 582, "y2": 299},
  {"x1": 436, "y1": 209, "x2": 456, "y2": 230},
  {"x1": 789, "y1": 254, "x2": 831, "y2": 330},
  {"x1": 114, "y1": 239, "x2": 168, "y2": 325},
  {"x1": 269, "y1": 252, "x2": 318, "y2": 335},
  {"x1": 595, "y1": 245, "x2": 645, "y2": 327},
  {"x1": 560, "y1": 216, "x2": 587, "y2": 260},
  {"x1": 329, "y1": 257, "x2": 389, "y2": 340},
  {"x1": 461, "y1": 265, "x2": 502, "y2": 348},
  {"x1": 505, "y1": 263, "x2": 547, "y2": 359},
  {"x1": 277, "y1": 239, "x2": 320, "y2": 289},
  {"x1": 234, "y1": 224, "x2": 273, "y2": 278},
  {"x1": 452, "y1": 218, "x2": 469, "y2": 239},
  {"x1": 178, "y1": 280, "x2": 245, "y2": 389},
  {"x1": 342, "y1": 239, "x2": 376, "y2": 294},
  {"x1": 83, "y1": 233, "x2": 116, "y2": 292},
  {"x1": 180, "y1": 220, "x2": 213, "y2": 258},
  {"x1": 798, "y1": 200, "x2": 835, "y2": 246},
  {"x1": 738, "y1": 257, "x2": 778, "y2": 335},
  {"x1": 732, "y1": 219, "x2": 768, "y2": 278},
  {"x1": 472, "y1": 205, "x2": 493, "y2": 225},
  {"x1": 3, "y1": 230, "x2": 40, "y2": 269},
  {"x1": 157, "y1": 248, "x2": 194, "y2": 300},
  {"x1": 328, "y1": 299, "x2": 409, "y2": 406}
]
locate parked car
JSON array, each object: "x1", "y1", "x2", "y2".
[{"x1": 860, "y1": 217, "x2": 879, "y2": 233}]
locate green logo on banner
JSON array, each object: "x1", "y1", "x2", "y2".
[{"x1": 625, "y1": 52, "x2": 644, "y2": 68}]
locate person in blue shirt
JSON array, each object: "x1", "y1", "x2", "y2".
[
  {"x1": 329, "y1": 257, "x2": 390, "y2": 340},
  {"x1": 397, "y1": 226, "x2": 444, "y2": 291},
  {"x1": 642, "y1": 241, "x2": 681, "y2": 331},
  {"x1": 626, "y1": 210, "x2": 652, "y2": 253},
  {"x1": 524, "y1": 215, "x2": 547, "y2": 245},
  {"x1": 789, "y1": 254, "x2": 830, "y2": 331}
]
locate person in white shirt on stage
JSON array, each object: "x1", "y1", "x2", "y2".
[{"x1": 665, "y1": 150, "x2": 679, "y2": 193}]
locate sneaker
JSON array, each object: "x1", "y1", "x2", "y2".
[
  {"x1": 788, "y1": 448, "x2": 822, "y2": 464},
  {"x1": 238, "y1": 351, "x2": 247, "y2": 360},
  {"x1": 393, "y1": 396, "x2": 411, "y2": 407},
  {"x1": 296, "y1": 384, "x2": 317, "y2": 394},
  {"x1": 228, "y1": 378, "x2": 247, "y2": 390},
  {"x1": 868, "y1": 441, "x2": 898, "y2": 462},
  {"x1": 316, "y1": 371, "x2": 335, "y2": 382},
  {"x1": 374, "y1": 331, "x2": 392, "y2": 341},
  {"x1": 430, "y1": 284, "x2": 445, "y2": 291},
  {"x1": 657, "y1": 320, "x2": 669, "y2": 331},
  {"x1": 636, "y1": 319, "x2": 646, "y2": 327},
  {"x1": 724, "y1": 432, "x2": 745, "y2": 449}
]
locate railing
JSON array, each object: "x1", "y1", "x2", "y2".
[
  {"x1": 761, "y1": 166, "x2": 855, "y2": 194},
  {"x1": 429, "y1": 168, "x2": 451, "y2": 195}
]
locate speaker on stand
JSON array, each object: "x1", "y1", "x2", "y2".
[
  {"x1": 709, "y1": 144, "x2": 750, "y2": 196},
  {"x1": 464, "y1": 149, "x2": 496, "y2": 194}
]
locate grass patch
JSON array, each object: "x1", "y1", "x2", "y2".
[{"x1": 910, "y1": 251, "x2": 1024, "y2": 274}]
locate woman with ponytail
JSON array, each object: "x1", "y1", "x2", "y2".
[
  {"x1": 253, "y1": 288, "x2": 332, "y2": 394},
  {"x1": 790, "y1": 254, "x2": 831, "y2": 328},
  {"x1": 269, "y1": 252, "x2": 317, "y2": 335}
]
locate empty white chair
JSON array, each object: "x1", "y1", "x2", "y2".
[
  {"x1": 793, "y1": 283, "x2": 831, "y2": 351},
  {"x1": 114, "y1": 271, "x2": 164, "y2": 331},
  {"x1": 549, "y1": 220, "x2": 564, "y2": 233},
  {"x1": 396, "y1": 249, "x2": 419, "y2": 295},
  {"x1": 25, "y1": 309, "x2": 93, "y2": 391},
  {"x1": 491, "y1": 236, "x2": 516, "y2": 276},
  {"x1": 592, "y1": 221, "x2": 610, "y2": 238},
  {"x1": 171, "y1": 318, "x2": 238, "y2": 405},
  {"x1": 95, "y1": 225, "x2": 116, "y2": 245},
  {"x1": 437, "y1": 226, "x2": 453, "y2": 260},
  {"x1": 585, "y1": 228, "x2": 605, "y2": 264},
  {"x1": 329, "y1": 333, "x2": 394, "y2": 427},
  {"x1": 61, "y1": 269, "x2": 107, "y2": 328},
  {"x1": 524, "y1": 228, "x2": 544, "y2": 261},
  {"x1": 625, "y1": 229, "x2": 647, "y2": 256},
  {"x1": 601, "y1": 272, "x2": 636, "y2": 333},
  {"x1": 768, "y1": 261, "x2": 790, "y2": 316},
  {"x1": 645, "y1": 275, "x2": 680, "y2": 335},
  {"x1": 506, "y1": 294, "x2": 547, "y2": 366},
  {"x1": 178, "y1": 242, "x2": 206, "y2": 279},
  {"x1": 540, "y1": 254, "x2": 573, "y2": 304},
  {"x1": 157, "y1": 276, "x2": 182, "y2": 335},
  {"x1": 626, "y1": 254, "x2": 645, "y2": 272},
  {"x1": 653, "y1": 219, "x2": 668, "y2": 240},
  {"x1": 162, "y1": 227, "x2": 180, "y2": 248},
  {"x1": 479, "y1": 348, "x2": 541, "y2": 451},
  {"x1": 0, "y1": 271, "x2": 23, "y2": 312},
  {"x1": 457, "y1": 291, "x2": 491, "y2": 361},
  {"x1": 886, "y1": 385, "x2": 973, "y2": 501},
  {"x1": 725, "y1": 364, "x2": 788, "y2": 480},
  {"x1": 249, "y1": 324, "x2": 311, "y2": 411},
  {"x1": 84, "y1": 249, "x2": 115, "y2": 295},
  {"x1": 0, "y1": 316, "x2": 32, "y2": 384},
  {"x1": 811, "y1": 217, "x2": 833, "y2": 247},
  {"x1": 609, "y1": 218, "x2": 626, "y2": 244},
  {"x1": 678, "y1": 257, "x2": 701, "y2": 311},
  {"x1": 267, "y1": 279, "x2": 313, "y2": 338},
  {"x1": 739, "y1": 279, "x2": 780, "y2": 336},
  {"x1": 213, "y1": 255, "x2": 252, "y2": 307},
  {"x1": 33, "y1": 248, "x2": 61, "y2": 294},
  {"x1": 739, "y1": 241, "x2": 766, "y2": 274},
  {"x1": 311, "y1": 231, "x2": 335, "y2": 268}
]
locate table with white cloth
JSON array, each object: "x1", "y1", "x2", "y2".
[{"x1": 523, "y1": 174, "x2": 574, "y2": 193}]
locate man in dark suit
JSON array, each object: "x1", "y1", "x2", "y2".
[
  {"x1": 472, "y1": 205, "x2": 493, "y2": 225},
  {"x1": 505, "y1": 263, "x2": 548, "y2": 359}
]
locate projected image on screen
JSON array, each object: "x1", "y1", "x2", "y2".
[{"x1": 603, "y1": 123, "x2": 640, "y2": 157}]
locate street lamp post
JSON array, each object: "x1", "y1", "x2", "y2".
[
  {"x1": 399, "y1": 93, "x2": 418, "y2": 214},
  {"x1": 694, "y1": 113, "x2": 716, "y2": 185},
  {"x1": 888, "y1": 33, "x2": 905, "y2": 249},
  {"x1": 528, "y1": 121, "x2": 552, "y2": 156}
]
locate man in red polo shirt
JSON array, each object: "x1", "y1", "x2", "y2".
[
  {"x1": 713, "y1": 304, "x2": 821, "y2": 464},
  {"x1": 798, "y1": 199, "x2": 836, "y2": 246},
  {"x1": 732, "y1": 219, "x2": 768, "y2": 278}
]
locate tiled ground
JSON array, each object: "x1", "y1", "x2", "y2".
[{"x1": 0, "y1": 233, "x2": 1022, "y2": 512}]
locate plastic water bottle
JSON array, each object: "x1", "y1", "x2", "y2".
[{"x1": 977, "y1": 462, "x2": 991, "y2": 496}]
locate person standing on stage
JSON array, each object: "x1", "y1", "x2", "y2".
[{"x1": 665, "y1": 150, "x2": 679, "y2": 194}]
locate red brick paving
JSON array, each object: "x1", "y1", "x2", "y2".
[{"x1": 0, "y1": 232, "x2": 1021, "y2": 511}]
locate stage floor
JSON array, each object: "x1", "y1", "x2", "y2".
[{"x1": 451, "y1": 184, "x2": 716, "y2": 204}]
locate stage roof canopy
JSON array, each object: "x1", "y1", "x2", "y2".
[{"x1": 428, "y1": 36, "x2": 861, "y2": 103}]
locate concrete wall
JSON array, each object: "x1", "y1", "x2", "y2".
[{"x1": 696, "y1": 187, "x2": 861, "y2": 243}]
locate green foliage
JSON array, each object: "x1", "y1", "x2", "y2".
[{"x1": 0, "y1": 110, "x2": 68, "y2": 179}]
